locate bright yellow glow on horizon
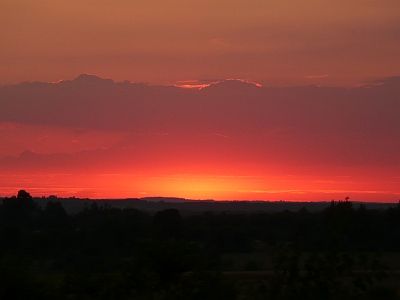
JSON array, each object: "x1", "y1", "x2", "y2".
[
  {"x1": 1, "y1": 0, "x2": 400, "y2": 202},
  {"x1": 1, "y1": 172, "x2": 399, "y2": 203}
]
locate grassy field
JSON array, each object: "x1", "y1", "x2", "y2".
[{"x1": 220, "y1": 250, "x2": 400, "y2": 299}]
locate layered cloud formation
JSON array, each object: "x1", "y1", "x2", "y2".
[{"x1": 1, "y1": 75, "x2": 399, "y2": 200}]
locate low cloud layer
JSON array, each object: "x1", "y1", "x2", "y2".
[{"x1": 1, "y1": 75, "x2": 399, "y2": 200}]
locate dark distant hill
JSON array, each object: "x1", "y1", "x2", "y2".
[{"x1": 1, "y1": 196, "x2": 395, "y2": 215}]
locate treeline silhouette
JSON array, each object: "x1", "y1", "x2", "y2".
[{"x1": 0, "y1": 190, "x2": 399, "y2": 299}]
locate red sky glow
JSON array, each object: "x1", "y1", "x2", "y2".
[{"x1": 1, "y1": 1, "x2": 399, "y2": 201}]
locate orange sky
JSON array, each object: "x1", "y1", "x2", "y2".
[
  {"x1": 1, "y1": 1, "x2": 400, "y2": 87},
  {"x1": 1, "y1": 1, "x2": 400, "y2": 201}
]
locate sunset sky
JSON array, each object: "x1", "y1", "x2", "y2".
[{"x1": 1, "y1": 1, "x2": 399, "y2": 201}]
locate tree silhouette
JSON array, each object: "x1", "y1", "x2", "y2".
[
  {"x1": 1, "y1": 190, "x2": 39, "y2": 225},
  {"x1": 41, "y1": 201, "x2": 67, "y2": 228},
  {"x1": 153, "y1": 208, "x2": 183, "y2": 239}
]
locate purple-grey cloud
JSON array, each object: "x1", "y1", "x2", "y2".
[{"x1": 1, "y1": 74, "x2": 399, "y2": 168}]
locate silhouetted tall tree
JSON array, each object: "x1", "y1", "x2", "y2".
[{"x1": 1, "y1": 190, "x2": 39, "y2": 225}]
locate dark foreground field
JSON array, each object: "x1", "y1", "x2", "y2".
[{"x1": 1, "y1": 191, "x2": 400, "y2": 299}]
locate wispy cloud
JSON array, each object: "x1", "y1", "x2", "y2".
[
  {"x1": 305, "y1": 74, "x2": 330, "y2": 79},
  {"x1": 210, "y1": 133, "x2": 228, "y2": 138}
]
